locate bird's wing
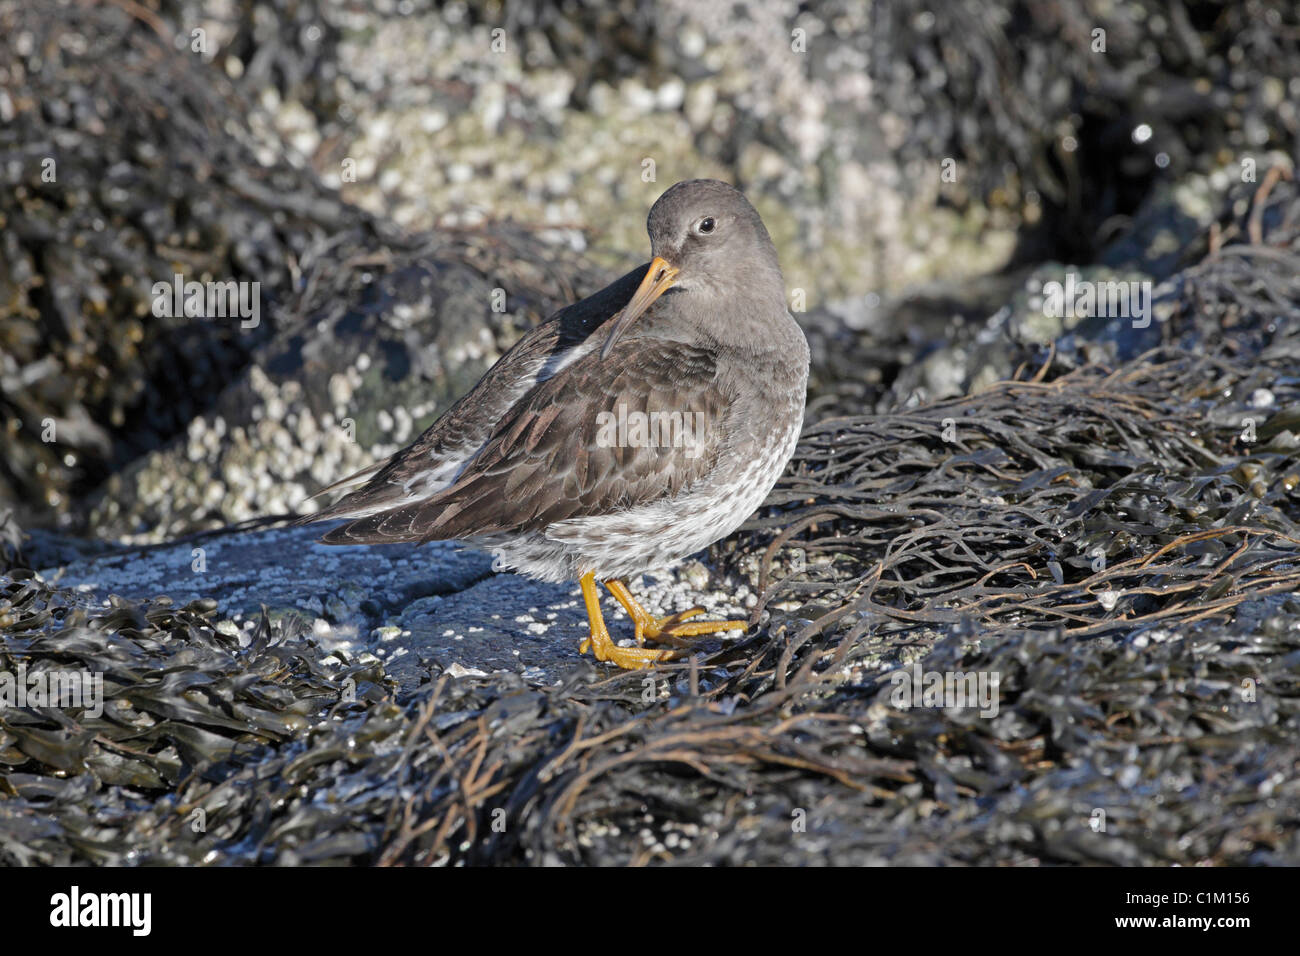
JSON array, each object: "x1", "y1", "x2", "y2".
[
  {"x1": 318, "y1": 340, "x2": 727, "y2": 544},
  {"x1": 300, "y1": 459, "x2": 385, "y2": 502},
  {"x1": 302, "y1": 263, "x2": 655, "y2": 524}
]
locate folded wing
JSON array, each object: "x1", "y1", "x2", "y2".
[{"x1": 318, "y1": 340, "x2": 725, "y2": 544}]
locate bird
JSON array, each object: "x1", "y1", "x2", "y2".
[{"x1": 298, "y1": 179, "x2": 809, "y2": 669}]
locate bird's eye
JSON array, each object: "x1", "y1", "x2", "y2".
[{"x1": 695, "y1": 217, "x2": 716, "y2": 235}]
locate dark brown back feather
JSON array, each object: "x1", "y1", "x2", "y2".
[{"x1": 321, "y1": 340, "x2": 726, "y2": 543}]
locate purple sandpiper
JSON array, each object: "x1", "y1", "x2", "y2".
[{"x1": 300, "y1": 179, "x2": 809, "y2": 668}]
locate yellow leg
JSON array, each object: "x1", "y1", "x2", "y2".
[
  {"x1": 604, "y1": 578, "x2": 749, "y2": 646},
  {"x1": 576, "y1": 572, "x2": 675, "y2": 669}
]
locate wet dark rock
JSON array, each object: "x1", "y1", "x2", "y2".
[{"x1": 38, "y1": 521, "x2": 749, "y2": 693}]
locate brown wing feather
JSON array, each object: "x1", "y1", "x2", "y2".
[
  {"x1": 320, "y1": 340, "x2": 726, "y2": 544},
  {"x1": 300, "y1": 263, "x2": 653, "y2": 526}
]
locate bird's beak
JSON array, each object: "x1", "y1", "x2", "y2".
[{"x1": 601, "y1": 256, "x2": 679, "y2": 359}]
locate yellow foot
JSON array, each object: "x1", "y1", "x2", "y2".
[
  {"x1": 578, "y1": 634, "x2": 676, "y2": 669},
  {"x1": 576, "y1": 573, "x2": 750, "y2": 669},
  {"x1": 579, "y1": 573, "x2": 675, "y2": 669},
  {"x1": 650, "y1": 615, "x2": 751, "y2": 641},
  {"x1": 639, "y1": 607, "x2": 705, "y2": 643},
  {"x1": 605, "y1": 578, "x2": 749, "y2": 647}
]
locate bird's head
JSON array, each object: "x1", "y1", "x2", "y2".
[{"x1": 601, "y1": 179, "x2": 785, "y2": 359}]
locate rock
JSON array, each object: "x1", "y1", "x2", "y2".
[
  {"x1": 40, "y1": 522, "x2": 749, "y2": 691},
  {"x1": 0, "y1": 2, "x2": 370, "y2": 524}
]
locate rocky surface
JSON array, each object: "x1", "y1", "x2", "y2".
[
  {"x1": 41, "y1": 522, "x2": 753, "y2": 691},
  {"x1": 256, "y1": 0, "x2": 1300, "y2": 302},
  {"x1": 0, "y1": 0, "x2": 370, "y2": 522},
  {"x1": 803, "y1": 157, "x2": 1297, "y2": 416}
]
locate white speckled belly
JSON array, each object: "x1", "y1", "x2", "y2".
[{"x1": 479, "y1": 408, "x2": 803, "y2": 583}]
